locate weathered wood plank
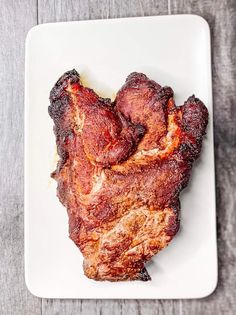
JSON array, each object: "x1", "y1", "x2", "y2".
[
  {"x1": 170, "y1": 0, "x2": 236, "y2": 315},
  {"x1": 38, "y1": 0, "x2": 168, "y2": 22},
  {"x1": 0, "y1": 1, "x2": 41, "y2": 315},
  {"x1": 43, "y1": 299, "x2": 181, "y2": 315},
  {"x1": 37, "y1": 1, "x2": 181, "y2": 315}
]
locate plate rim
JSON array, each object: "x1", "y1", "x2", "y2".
[{"x1": 24, "y1": 14, "x2": 218, "y2": 299}]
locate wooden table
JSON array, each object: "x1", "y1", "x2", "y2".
[{"x1": 0, "y1": 1, "x2": 235, "y2": 314}]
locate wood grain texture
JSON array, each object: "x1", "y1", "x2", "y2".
[
  {"x1": 38, "y1": 0, "x2": 168, "y2": 22},
  {"x1": 0, "y1": 1, "x2": 41, "y2": 315},
  {"x1": 42, "y1": 299, "x2": 181, "y2": 315},
  {"x1": 0, "y1": 0, "x2": 235, "y2": 314},
  {"x1": 170, "y1": 0, "x2": 236, "y2": 315}
]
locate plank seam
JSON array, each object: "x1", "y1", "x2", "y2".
[
  {"x1": 168, "y1": 0, "x2": 171, "y2": 14},
  {"x1": 37, "y1": 0, "x2": 39, "y2": 24}
]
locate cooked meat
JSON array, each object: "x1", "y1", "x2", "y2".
[{"x1": 49, "y1": 70, "x2": 208, "y2": 281}]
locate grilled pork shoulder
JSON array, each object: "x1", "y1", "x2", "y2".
[{"x1": 49, "y1": 70, "x2": 208, "y2": 281}]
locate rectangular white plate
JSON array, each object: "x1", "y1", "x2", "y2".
[{"x1": 25, "y1": 15, "x2": 217, "y2": 299}]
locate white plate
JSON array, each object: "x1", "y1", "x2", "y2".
[{"x1": 25, "y1": 15, "x2": 217, "y2": 299}]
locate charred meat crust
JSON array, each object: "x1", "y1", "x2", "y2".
[
  {"x1": 49, "y1": 70, "x2": 146, "y2": 169},
  {"x1": 138, "y1": 267, "x2": 152, "y2": 281},
  {"x1": 49, "y1": 69, "x2": 80, "y2": 102},
  {"x1": 49, "y1": 70, "x2": 208, "y2": 281}
]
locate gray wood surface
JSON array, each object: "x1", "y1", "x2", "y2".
[
  {"x1": 0, "y1": 0, "x2": 235, "y2": 314},
  {"x1": 0, "y1": 1, "x2": 41, "y2": 315}
]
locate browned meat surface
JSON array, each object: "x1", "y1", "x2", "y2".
[{"x1": 48, "y1": 70, "x2": 208, "y2": 281}]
